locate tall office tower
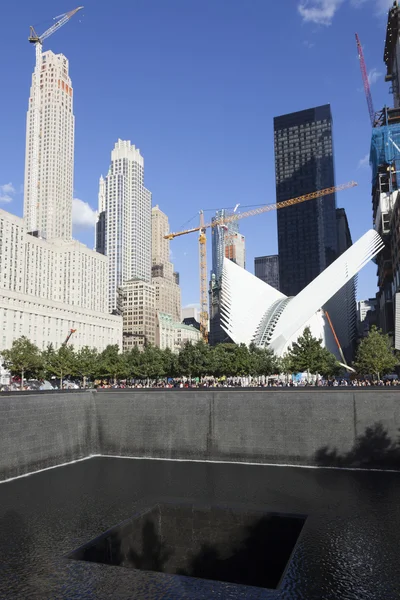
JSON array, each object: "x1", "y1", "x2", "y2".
[
  {"x1": 274, "y1": 105, "x2": 337, "y2": 297},
  {"x1": 151, "y1": 205, "x2": 181, "y2": 323},
  {"x1": 254, "y1": 255, "x2": 279, "y2": 290},
  {"x1": 96, "y1": 140, "x2": 152, "y2": 312},
  {"x1": 384, "y1": 1, "x2": 400, "y2": 108},
  {"x1": 211, "y1": 209, "x2": 240, "y2": 281},
  {"x1": 24, "y1": 51, "x2": 74, "y2": 240},
  {"x1": 209, "y1": 209, "x2": 245, "y2": 346}
]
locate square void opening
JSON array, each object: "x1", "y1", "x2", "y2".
[{"x1": 68, "y1": 503, "x2": 306, "y2": 590}]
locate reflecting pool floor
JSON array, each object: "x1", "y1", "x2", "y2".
[{"x1": 0, "y1": 456, "x2": 400, "y2": 599}]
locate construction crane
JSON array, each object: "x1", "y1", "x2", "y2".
[
  {"x1": 166, "y1": 181, "x2": 358, "y2": 341},
  {"x1": 324, "y1": 311, "x2": 356, "y2": 373},
  {"x1": 355, "y1": 33, "x2": 375, "y2": 127},
  {"x1": 27, "y1": 7, "x2": 83, "y2": 233},
  {"x1": 63, "y1": 329, "x2": 76, "y2": 346}
]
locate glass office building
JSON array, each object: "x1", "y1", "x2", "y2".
[
  {"x1": 254, "y1": 255, "x2": 279, "y2": 290},
  {"x1": 274, "y1": 105, "x2": 337, "y2": 296}
]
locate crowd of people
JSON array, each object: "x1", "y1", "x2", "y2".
[{"x1": 2, "y1": 375, "x2": 398, "y2": 391}]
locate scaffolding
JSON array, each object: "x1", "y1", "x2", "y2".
[{"x1": 370, "y1": 122, "x2": 400, "y2": 184}]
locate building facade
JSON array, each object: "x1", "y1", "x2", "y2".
[
  {"x1": 156, "y1": 312, "x2": 201, "y2": 352},
  {"x1": 357, "y1": 298, "x2": 378, "y2": 337},
  {"x1": 0, "y1": 209, "x2": 121, "y2": 352},
  {"x1": 151, "y1": 205, "x2": 181, "y2": 323},
  {"x1": 0, "y1": 48, "x2": 123, "y2": 360},
  {"x1": 254, "y1": 255, "x2": 279, "y2": 290},
  {"x1": 182, "y1": 306, "x2": 200, "y2": 330},
  {"x1": 367, "y1": 2, "x2": 400, "y2": 336},
  {"x1": 209, "y1": 209, "x2": 245, "y2": 346},
  {"x1": 120, "y1": 280, "x2": 156, "y2": 351},
  {"x1": 274, "y1": 104, "x2": 337, "y2": 297},
  {"x1": 384, "y1": 1, "x2": 400, "y2": 109},
  {"x1": 96, "y1": 140, "x2": 152, "y2": 311},
  {"x1": 24, "y1": 51, "x2": 74, "y2": 239}
]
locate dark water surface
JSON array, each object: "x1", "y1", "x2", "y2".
[{"x1": 0, "y1": 457, "x2": 399, "y2": 599}]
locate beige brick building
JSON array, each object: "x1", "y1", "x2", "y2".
[
  {"x1": 120, "y1": 280, "x2": 156, "y2": 350},
  {"x1": 151, "y1": 206, "x2": 181, "y2": 323}
]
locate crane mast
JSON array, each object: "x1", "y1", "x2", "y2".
[
  {"x1": 198, "y1": 211, "x2": 208, "y2": 341},
  {"x1": 355, "y1": 33, "x2": 375, "y2": 127},
  {"x1": 27, "y1": 7, "x2": 83, "y2": 233},
  {"x1": 166, "y1": 182, "x2": 357, "y2": 342}
]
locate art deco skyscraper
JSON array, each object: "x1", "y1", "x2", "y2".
[
  {"x1": 96, "y1": 140, "x2": 152, "y2": 312},
  {"x1": 23, "y1": 50, "x2": 74, "y2": 239}
]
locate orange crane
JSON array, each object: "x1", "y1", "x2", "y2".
[
  {"x1": 355, "y1": 33, "x2": 375, "y2": 127},
  {"x1": 63, "y1": 329, "x2": 76, "y2": 346},
  {"x1": 165, "y1": 181, "x2": 357, "y2": 342}
]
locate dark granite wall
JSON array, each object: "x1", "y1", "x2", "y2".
[
  {"x1": 1, "y1": 388, "x2": 400, "y2": 481},
  {"x1": 0, "y1": 391, "x2": 96, "y2": 481}
]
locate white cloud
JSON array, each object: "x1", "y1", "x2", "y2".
[
  {"x1": 358, "y1": 153, "x2": 370, "y2": 168},
  {"x1": 72, "y1": 197, "x2": 97, "y2": 229},
  {"x1": 298, "y1": 0, "x2": 344, "y2": 25},
  {"x1": 299, "y1": 0, "x2": 393, "y2": 25},
  {"x1": 0, "y1": 182, "x2": 16, "y2": 204},
  {"x1": 303, "y1": 40, "x2": 315, "y2": 48},
  {"x1": 376, "y1": 0, "x2": 395, "y2": 14},
  {"x1": 368, "y1": 68, "x2": 382, "y2": 86}
]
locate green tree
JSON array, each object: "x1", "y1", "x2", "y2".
[
  {"x1": 194, "y1": 340, "x2": 211, "y2": 378},
  {"x1": 318, "y1": 346, "x2": 342, "y2": 378},
  {"x1": 286, "y1": 326, "x2": 338, "y2": 379},
  {"x1": 75, "y1": 346, "x2": 98, "y2": 387},
  {"x1": 210, "y1": 343, "x2": 236, "y2": 378},
  {"x1": 2, "y1": 336, "x2": 43, "y2": 389},
  {"x1": 125, "y1": 347, "x2": 141, "y2": 381},
  {"x1": 162, "y1": 347, "x2": 179, "y2": 379},
  {"x1": 44, "y1": 344, "x2": 77, "y2": 389},
  {"x1": 354, "y1": 325, "x2": 398, "y2": 380},
  {"x1": 279, "y1": 353, "x2": 294, "y2": 375},
  {"x1": 232, "y1": 343, "x2": 251, "y2": 377},
  {"x1": 139, "y1": 345, "x2": 166, "y2": 380},
  {"x1": 98, "y1": 345, "x2": 123, "y2": 383},
  {"x1": 178, "y1": 342, "x2": 199, "y2": 378},
  {"x1": 248, "y1": 345, "x2": 279, "y2": 378}
]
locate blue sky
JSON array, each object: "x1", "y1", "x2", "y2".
[{"x1": 0, "y1": 0, "x2": 395, "y2": 306}]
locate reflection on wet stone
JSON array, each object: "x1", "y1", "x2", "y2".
[{"x1": 69, "y1": 503, "x2": 306, "y2": 590}]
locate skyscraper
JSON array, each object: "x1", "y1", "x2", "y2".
[
  {"x1": 274, "y1": 105, "x2": 337, "y2": 296},
  {"x1": 211, "y1": 210, "x2": 242, "y2": 281},
  {"x1": 151, "y1": 205, "x2": 181, "y2": 323},
  {"x1": 96, "y1": 140, "x2": 152, "y2": 312},
  {"x1": 24, "y1": 51, "x2": 74, "y2": 240},
  {"x1": 254, "y1": 255, "x2": 279, "y2": 290},
  {"x1": 209, "y1": 209, "x2": 245, "y2": 346}
]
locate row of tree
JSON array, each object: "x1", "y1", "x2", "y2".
[{"x1": 1, "y1": 326, "x2": 398, "y2": 388}]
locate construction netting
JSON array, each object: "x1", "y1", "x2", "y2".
[{"x1": 370, "y1": 123, "x2": 400, "y2": 183}]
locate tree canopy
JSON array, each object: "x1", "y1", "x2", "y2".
[
  {"x1": 285, "y1": 326, "x2": 340, "y2": 377},
  {"x1": 354, "y1": 325, "x2": 398, "y2": 379},
  {"x1": 2, "y1": 336, "x2": 43, "y2": 388},
  {"x1": 1, "y1": 333, "x2": 344, "y2": 384}
]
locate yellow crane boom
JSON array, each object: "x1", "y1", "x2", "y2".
[{"x1": 165, "y1": 181, "x2": 357, "y2": 342}]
